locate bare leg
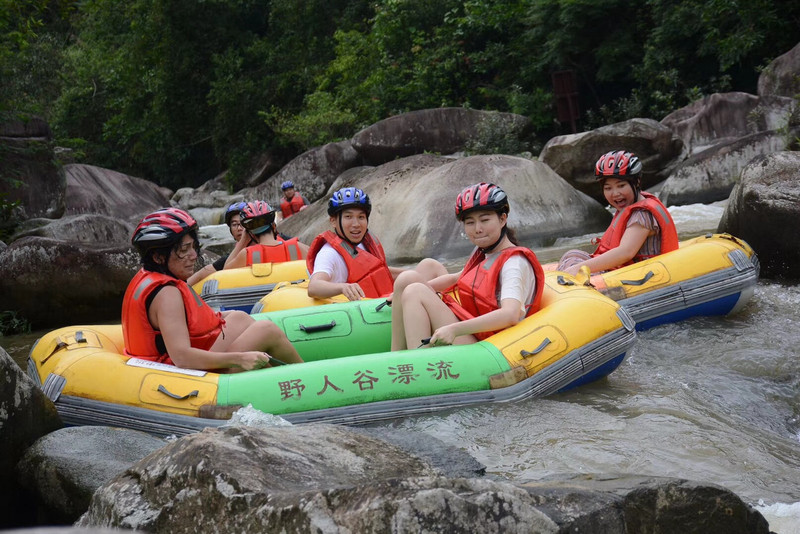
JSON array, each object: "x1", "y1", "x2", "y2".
[
  {"x1": 400, "y1": 282, "x2": 475, "y2": 349},
  {"x1": 213, "y1": 311, "x2": 303, "y2": 365},
  {"x1": 391, "y1": 258, "x2": 449, "y2": 351}
]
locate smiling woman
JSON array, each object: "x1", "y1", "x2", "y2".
[{"x1": 122, "y1": 208, "x2": 303, "y2": 372}]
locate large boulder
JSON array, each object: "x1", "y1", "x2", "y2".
[
  {"x1": 0, "y1": 115, "x2": 66, "y2": 220},
  {"x1": 718, "y1": 151, "x2": 800, "y2": 279},
  {"x1": 352, "y1": 108, "x2": 531, "y2": 166},
  {"x1": 17, "y1": 426, "x2": 167, "y2": 523},
  {"x1": 0, "y1": 237, "x2": 139, "y2": 328},
  {"x1": 660, "y1": 92, "x2": 798, "y2": 155},
  {"x1": 279, "y1": 154, "x2": 611, "y2": 263},
  {"x1": 539, "y1": 118, "x2": 683, "y2": 203},
  {"x1": 758, "y1": 42, "x2": 800, "y2": 98},
  {"x1": 11, "y1": 214, "x2": 133, "y2": 248},
  {"x1": 658, "y1": 130, "x2": 790, "y2": 206},
  {"x1": 63, "y1": 164, "x2": 173, "y2": 223},
  {"x1": 0, "y1": 346, "x2": 63, "y2": 529},
  {"x1": 245, "y1": 140, "x2": 362, "y2": 205},
  {"x1": 77, "y1": 424, "x2": 559, "y2": 533}
]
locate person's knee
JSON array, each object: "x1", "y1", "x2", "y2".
[
  {"x1": 253, "y1": 319, "x2": 285, "y2": 340},
  {"x1": 415, "y1": 257, "x2": 446, "y2": 279},
  {"x1": 401, "y1": 282, "x2": 428, "y2": 305},
  {"x1": 394, "y1": 269, "x2": 422, "y2": 291}
]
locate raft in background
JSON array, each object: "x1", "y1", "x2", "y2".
[
  {"x1": 544, "y1": 233, "x2": 759, "y2": 330},
  {"x1": 27, "y1": 273, "x2": 636, "y2": 437},
  {"x1": 191, "y1": 260, "x2": 308, "y2": 313}
]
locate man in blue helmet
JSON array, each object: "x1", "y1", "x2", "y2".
[
  {"x1": 306, "y1": 187, "x2": 445, "y2": 301},
  {"x1": 279, "y1": 180, "x2": 310, "y2": 220},
  {"x1": 186, "y1": 201, "x2": 258, "y2": 286}
]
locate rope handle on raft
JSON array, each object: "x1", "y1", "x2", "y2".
[
  {"x1": 620, "y1": 271, "x2": 654, "y2": 286},
  {"x1": 299, "y1": 320, "x2": 336, "y2": 333},
  {"x1": 520, "y1": 337, "x2": 552, "y2": 357},
  {"x1": 157, "y1": 384, "x2": 199, "y2": 400}
]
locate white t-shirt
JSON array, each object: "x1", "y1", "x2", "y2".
[
  {"x1": 310, "y1": 242, "x2": 366, "y2": 284},
  {"x1": 488, "y1": 251, "x2": 537, "y2": 320}
]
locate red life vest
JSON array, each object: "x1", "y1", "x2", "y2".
[
  {"x1": 280, "y1": 194, "x2": 306, "y2": 219},
  {"x1": 592, "y1": 191, "x2": 679, "y2": 265},
  {"x1": 306, "y1": 230, "x2": 395, "y2": 298},
  {"x1": 441, "y1": 246, "x2": 545, "y2": 341},
  {"x1": 245, "y1": 237, "x2": 305, "y2": 265},
  {"x1": 121, "y1": 269, "x2": 224, "y2": 365}
]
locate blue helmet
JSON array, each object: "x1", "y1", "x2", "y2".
[
  {"x1": 327, "y1": 187, "x2": 371, "y2": 216},
  {"x1": 224, "y1": 201, "x2": 247, "y2": 226},
  {"x1": 281, "y1": 180, "x2": 295, "y2": 191}
]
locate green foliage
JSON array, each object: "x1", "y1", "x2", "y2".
[{"x1": 0, "y1": 310, "x2": 31, "y2": 336}]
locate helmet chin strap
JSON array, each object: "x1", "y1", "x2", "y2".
[{"x1": 480, "y1": 225, "x2": 507, "y2": 254}]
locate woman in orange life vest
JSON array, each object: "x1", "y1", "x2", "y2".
[
  {"x1": 390, "y1": 183, "x2": 544, "y2": 351},
  {"x1": 122, "y1": 208, "x2": 303, "y2": 371},
  {"x1": 280, "y1": 180, "x2": 310, "y2": 220},
  {"x1": 306, "y1": 187, "x2": 446, "y2": 301},
  {"x1": 225, "y1": 200, "x2": 309, "y2": 268},
  {"x1": 557, "y1": 150, "x2": 679, "y2": 276}
]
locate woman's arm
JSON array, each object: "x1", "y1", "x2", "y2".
[
  {"x1": 149, "y1": 286, "x2": 265, "y2": 370},
  {"x1": 223, "y1": 232, "x2": 252, "y2": 269},
  {"x1": 187, "y1": 264, "x2": 216, "y2": 287},
  {"x1": 225, "y1": 249, "x2": 247, "y2": 269},
  {"x1": 429, "y1": 298, "x2": 522, "y2": 345},
  {"x1": 568, "y1": 223, "x2": 651, "y2": 274},
  {"x1": 307, "y1": 272, "x2": 365, "y2": 300}
]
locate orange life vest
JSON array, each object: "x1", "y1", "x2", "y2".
[
  {"x1": 441, "y1": 246, "x2": 544, "y2": 341},
  {"x1": 592, "y1": 191, "x2": 679, "y2": 265},
  {"x1": 245, "y1": 237, "x2": 305, "y2": 265},
  {"x1": 306, "y1": 230, "x2": 395, "y2": 298},
  {"x1": 121, "y1": 269, "x2": 224, "y2": 365},
  {"x1": 280, "y1": 194, "x2": 306, "y2": 219}
]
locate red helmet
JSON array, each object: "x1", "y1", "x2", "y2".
[
  {"x1": 595, "y1": 150, "x2": 642, "y2": 179},
  {"x1": 240, "y1": 200, "x2": 276, "y2": 234},
  {"x1": 132, "y1": 208, "x2": 197, "y2": 254},
  {"x1": 454, "y1": 182, "x2": 509, "y2": 221}
]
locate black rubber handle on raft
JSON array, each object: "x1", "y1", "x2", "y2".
[
  {"x1": 418, "y1": 337, "x2": 431, "y2": 348},
  {"x1": 520, "y1": 337, "x2": 552, "y2": 357},
  {"x1": 620, "y1": 271, "x2": 655, "y2": 286},
  {"x1": 299, "y1": 320, "x2": 337, "y2": 333},
  {"x1": 157, "y1": 384, "x2": 199, "y2": 400},
  {"x1": 374, "y1": 299, "x2": 391, "y2": 312},
  {"x1": 75, "y1": 331, "x2": 87, "y2": 343},
  {"x1": 557, "y1": 275, "x2": 575, "y2": 286}
]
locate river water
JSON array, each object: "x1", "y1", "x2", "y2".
[{"x1": 4, "y1": 201, "x2": 799, "y2": 532}]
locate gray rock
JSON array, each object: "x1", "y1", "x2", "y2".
[
  {"x1": 520, "y1": 473, "x2": 770, "y2": 534},
  {"x1": 17, "y1": 426, "x2": 167, "y2": 523},
  {"x1": 11, "y1": 214, "x2": 133, "y2": 248},
  {"x1": 171, "y1": 185, "x2": 242, "y2": 213},
  {"x1": 245, "y1": 140, "x2": 362, "y2": 205},
  {"x1": 281, "y1": 154, "x2": 610, "y2": 263},
  {"x1": 63, "y1": 164, "x2": 173, "y2": 224},
  {"x1": 539, "y1": 118, "x2": 683, "y2": 203},
  {"x1": 718, "y1": 151, "x2": 800, "y2": 279},
  {"x1": 0, "y1": 116, "x2": 66, "y2": 220},
  {"x1": 352, "y1": 108, "x2": 531, "y2": 166},
  {"x1": 660, "y1": 92, "x2": 797, "y2": 156},
  {"x1": 659, "y1": 130, "x2": 790, "y2": 206},
  {"x1": 77, "y1": 424, "x2": 558, "y2": 533},
  {"x1": 0, "y1": 237, "x2": 140, "y2": 328},
  {"x1": 758, "y1": 42, "x2": 800, "y2": 98},
  {"x1": 1, "y1": 529, "x2": 127, "y2": 533},
  {"x1": 0, "y1": 346, "x2": 63, "y2": 528}
]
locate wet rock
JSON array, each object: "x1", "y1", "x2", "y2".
[
  {"x1": 0, "y1": 346, "x2": 63, "y2": 529},
  {"x1": 660, "y1": 92, "x2": 797, "y2": 156},
  {"x1": 718, "y1": 151, "x2": 800, "y2": 279},
  {"x1": 63, "y1": 164, "x2": 172, "y2": 224},
  {"x1": 245, "y1": 140, "x2": 362, "y2": 205},
  {"x1": 279, "y1": 154, "x2": 610, "y2": 263},
  {"x1": 0, "y1": 237, "x2": 139, "y2": 328},
  {"x1": 352, "y1": 108, "x2": 530, "y2": 166},
  {"x1": 17, "y1": 426, "x2": 167, "y2": 523},
  {"x1": 758, "y1": 42, "x2": 800, "y2": 98},
  {"x1": 658, "y1": 130, "x2": 790, "y2": 206},
  {"x1": 520, "y1": 473, "x2": 770, "y2": 534},
  {"x1": 77, "y1": 424, "x2": 557, "y2": 533},
  {"x1": 0, "y1": 115, "x2": 66, "y2": 220},
  {"x1": 539, "y1": 118, "x2": 683, "y2": 203}
]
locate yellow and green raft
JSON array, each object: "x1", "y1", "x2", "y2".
[{"x1": 27, "y1": 272, "x2": 636, "y2": 436}]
